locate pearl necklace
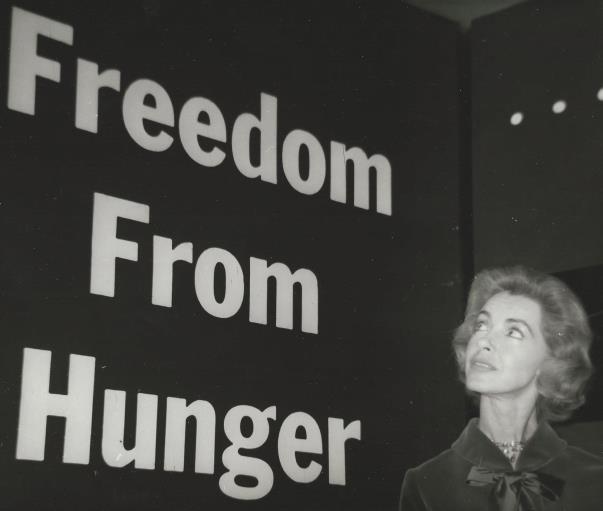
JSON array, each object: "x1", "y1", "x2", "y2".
[{"x1": 494, "y1": 440, "x2": 525, "y2": 464}]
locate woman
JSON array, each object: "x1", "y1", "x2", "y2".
[{"x1": 400, "y1": 266, "x2": 603, "y2": 510}]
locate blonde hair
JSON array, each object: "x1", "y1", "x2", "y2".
[{"x1": 453, "y1": 266, "x2": 593, "y2": 422}]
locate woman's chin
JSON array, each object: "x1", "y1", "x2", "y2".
[
  {"x1": 466, "y1": 376, "x2": 536, "y2": 399},
  {"x1": 465, "y1": 373, "x2": 501, "y2": 394}
]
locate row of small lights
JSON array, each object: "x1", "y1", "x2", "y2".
[{"x1": 510, "y1": 88, "x2": 603, "y2": 125}]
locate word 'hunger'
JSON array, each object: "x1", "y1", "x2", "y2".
[{"x1": 16, "y1": 348, "x2": 362, "y2": 500}]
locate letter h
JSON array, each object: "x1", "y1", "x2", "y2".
[{"x1": 16, "y1": 348, "x2": 95, "y2": 464}]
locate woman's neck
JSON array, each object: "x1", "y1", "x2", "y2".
[{"x1": 478, "y1": 392, "x2": 539, "y2": 444}]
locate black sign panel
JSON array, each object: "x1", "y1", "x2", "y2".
[{"x1": 0, "y1": 2, "x2": 466, "y2": 509}]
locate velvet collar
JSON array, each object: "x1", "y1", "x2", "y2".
[{"x1": 452, "y1": 418, "x2": 567, "y2": 472}]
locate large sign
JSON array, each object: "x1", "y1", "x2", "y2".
[{"x1": 0, "y1": 2, "x2": 466, "y2": 509}]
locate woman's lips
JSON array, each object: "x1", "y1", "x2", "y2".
[{"x1": 470, "y1": 359, "x2": 496, "y2": 371}]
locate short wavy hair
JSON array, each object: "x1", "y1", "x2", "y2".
[{"x1": 453, "y1": 265, "x2": 593, "y2": 422}]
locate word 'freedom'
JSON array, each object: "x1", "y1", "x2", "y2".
[{"x1": 7, "y1": 7, "x2": 392, "y2": 215}]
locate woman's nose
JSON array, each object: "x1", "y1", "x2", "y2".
[{"x1": 477, "y1": 334, "x2": 493, "y2": 351}]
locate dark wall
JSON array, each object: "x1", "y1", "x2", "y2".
[
  {"x1": 555, "y1": 265, "x2": 603, "y2": 424},
  {"x1": 471, "y1": 0, "x2": 603, "y2": 274}
]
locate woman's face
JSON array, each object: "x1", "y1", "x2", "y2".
[{"x1": 464, "y1": 291, "x2": 549, "y2": 398}]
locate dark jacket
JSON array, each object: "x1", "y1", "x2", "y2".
[{"x1": 399, "y1": 418, "x2": 603, "y2": 510}]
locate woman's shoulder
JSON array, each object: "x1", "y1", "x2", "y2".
[
  {"x1": 554, "y1": 421, "x2": 603, "y2": 463},
  {"x1": 562, "y1": 443, "x2": 603, "y2": 470},
  {"x1": 403, "y1": 420, "x2": 480, "y2": 480},
  {"x1": 403, "y1": 445, "x2": 473, "y2": 486},
  {"x1": 405, "y1": 448, "x2": 459, "y2": 476},
  {"x1": 400, "y1": 446, "x2": 477, "y2": 511},
  {"x1": 553, "y1": 421, "x2": 603, "y2": 472},
  {"x1": 544, "y1": 443, "x2": 603, "y2": 509}
]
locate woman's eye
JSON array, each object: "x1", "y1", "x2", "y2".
[
  {"x1": 474, "y1": 320, "x2": 487, "y2": 332},
  {"x1": 507, "y1": 327, "x2": 523, "y2": 340}
]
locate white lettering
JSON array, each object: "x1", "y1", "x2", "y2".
[
  {"x1": 232, "y1": 93, "x2": 278, "y2": 183},
  {"x1": 102, "y1": 391, "x2": 158, "y2": 469},
  {"x1": 7, "y1": 7, "x2": 393, "y2": 214},
  {"x1": 278, "y1": 411, "x2": 323, "y2": 483},
  {"x1": 249, "y1": 257, "x2": 318, "y2": 334},
  {"x1": 15, "y1": 348, "x2": 362, "y2": 497},
  {"x1": 8, "y1": 7, "x2": 73, "y2": 115},
  {"x1": 152, "y1": 236, "x2": 193, "y2": 307},
  {"x1": 123, "y1": 79, "x2": 174, "y2": 151},
  {"x1": 90, "y1": 192, "x2": 150, "y2": 297},
  {"x1": 282, "y1": 129, "x2": 326, "y2": 195},
  {"x1": 75, "y1": 59, "x2": 121, "y2": 133},
  {"x1": 330, "y1": 141, "x2": 392, "y2": 215},
  {"x1": 16, "y1": 348, "x2": 95, "y2": 464},
  {"x1": 164, "y1": 398, "x2": 216, "y2": 473},
  {"x1": 328, "y1": 418, "x2": 361, "y2": 485},
  {"x1": 194, "y1": 247, "x2": 244, "y2": 319},
  {"x1": 179, "y1": 96, "x2": 227, "y2": 167},
  {"x1": 220, "y1": 405, "x2": 276, "y2": 500}
]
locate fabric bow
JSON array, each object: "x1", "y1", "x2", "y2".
[{"x1": 466, "y1": 466, "x2": 564, "y2": 511}]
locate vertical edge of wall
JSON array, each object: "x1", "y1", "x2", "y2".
[{"x1": 457, "y1": 26, "x2": 475, "y2": 299}]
